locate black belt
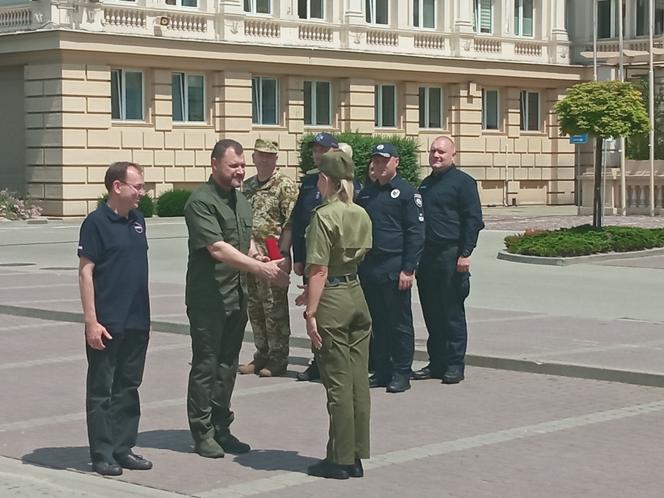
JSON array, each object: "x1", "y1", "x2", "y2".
[{"x1": 326, "y1": 274, "x2": 358, "y2": 286}]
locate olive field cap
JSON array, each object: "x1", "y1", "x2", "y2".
[
  {"x1": 318, "y1": 150, "x2": 354, "y2": 180},
  {"x1": 371, "y1": 143, "x2": 399, "y2": 158},
  {"x1": 254, "y1": 138, "x2": 279, "y2": 154},
  {"x1": 313, "y1": 132, "x2": 339, "y2": 148}
]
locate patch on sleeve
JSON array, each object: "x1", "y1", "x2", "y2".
[{"x1": 414, "y1": 193, "x2": 423, "y2": 208}]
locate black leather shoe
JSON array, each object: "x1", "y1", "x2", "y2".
[
  {"x1": 216, "y1": 433, "x2": 251, "y2": 454},
  {"x1": 369, "y1": 374, "x2": 389, "y2": 388},
  {"x1": 297, "y1": 361, "x2": 320, "y2": 381},
  {"x1": 116, "y1": 452, "x2": 153, "y2": 470},
  {"x1": 346, "y1": 459, "x2": 364, "y2": 478},
  {"x1": 386, "y1": 373, "x2": 411, "y2": 393},
  {"x1": 411, "y1": 366, "x2": 443, "y2": 381},
  {"x1": 307, "y1": 459, "x2": 349, "y2": 479},
  {"x1": 442, "y1": 365, "x2": 465, "y2": 384},
  {"x1": 92, "y1": 461, "x2": 123, "y2": 476}
]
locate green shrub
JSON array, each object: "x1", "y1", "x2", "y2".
[
  {"x1": 297, "y1": 132, "x2": 421, "y2": 187},
  {"x1": 97, "y1": 193, "x2": 154, "y2": 218},
  {"x1": 504, "y1": 225, "x2": 664, "y2": 257},
  {"x1": 156, "y1": 189, "x2": 192, "y2": 217}
]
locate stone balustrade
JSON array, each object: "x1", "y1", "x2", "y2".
[{"x1": 0, "y1": 3, "x2": 31, "y2": 32}]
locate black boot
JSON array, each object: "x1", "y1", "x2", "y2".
[{"x1": 296, "y1": 360, "x2": 320, "y2": 381}]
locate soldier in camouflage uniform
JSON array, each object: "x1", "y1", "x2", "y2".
[{"x1": 239, "y1": 139, "x2": 298, "y2": 377}]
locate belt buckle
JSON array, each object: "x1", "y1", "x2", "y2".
[{"x1": 326, "y1": 277, "x2": 340, "y2": 287}]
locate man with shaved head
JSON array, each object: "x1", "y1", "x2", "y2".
[{"x1": 412, "y1": 136, "x2": 484, "y2": 385}]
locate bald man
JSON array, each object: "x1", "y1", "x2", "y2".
[{"x1": 412, "y1": 136, "x2": 484, "y2": 385}]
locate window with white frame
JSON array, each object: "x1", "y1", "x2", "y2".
[
  {"x1": 244, "y1": 0, "x2": 271, "y2": 14},
  {"x1": 636, "y1": 0, "x2": 664, "y2": 36},
  {"x1": 111, "y1": 69, "x2": 143, "y2": 121},
  {"x1": 514, "y1": 0, "x2": 533, "y2": 37},
  {"x1": 172, "y1": 73, "x2": 205, "y2": 122},
  {"x1": 366, "y1": 0, "x2": 388, "y2": 25},
  {"x1": 481, "y1": 88, "x2": 500, "y2": 130},
  {"x1": 413, "y1": 0, "x2": 435, "y2": 29},
  {"x1": 165, "y1": 0, "x2": 198, "y2": 7},
  {"x1": 252, "y1": 77, "x2": 279, "y2": 125},
  {"x1": 304, "y1": 81, "x2": 331, "y2": 126},
  {"x1": 418, "y1": 86, "x2": 443, "y2": 129},
  {"x1": 597, "y1": 0, "x2": 615, "y2": 38},
  {"x1": 375, "y1": 84, "x2": 396, "y2": 128},
  {"x1": 298, "y1": 0, "x2": 324, "y2": 19},
  {"x1": 474, "y1": 0, "x2": 493, "y2": 34},
  {"x1": 519, "y1": 90, "x2": 539, "y2": 131}
]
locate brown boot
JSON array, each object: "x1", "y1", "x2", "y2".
[
  {"x1": 258, "y1": 361, "x2": 287, "y2": 378},
  {"x1": 238, "y1": 360, "x2": 265, "y2": 375}
]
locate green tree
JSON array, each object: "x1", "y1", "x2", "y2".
[{"x1": 554, "y1": 80, "x2": 649, "y2": 228}]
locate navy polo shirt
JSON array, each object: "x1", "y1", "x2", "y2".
[
  {"x1": 418, "y1": 165, "x2": 484, "y2": 257},
  {"x1": 77, "y1": 203, "x2": 150, "y2": 334},
  {"x1": 356, "y1": 174, "x2": 424, "y2": 282}
]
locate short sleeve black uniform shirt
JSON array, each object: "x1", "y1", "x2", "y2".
[{"x1": 77, "y1": 203, "x2": 150, "y2": 334}]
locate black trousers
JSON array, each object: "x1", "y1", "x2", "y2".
[
  {"x1": 361, "y1": 278, "x2": 415, "y2": 379},
  {"x1": 186, "y1": 305, "x2": 247, "y2": 442},
  {"x1": 86, "y1": 329, "x2": 149, "y2": 463},
  {"x1": 416, "y1": 245, "x2": 471, "y2": 374}
]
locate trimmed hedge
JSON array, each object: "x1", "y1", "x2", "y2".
[
  {"x1": 504, "y1": 225, "x2": 664, "y2": 257},
  {"x1": 156, "y1": 189, "x2": 192, "y2": 217},
  {"x1": 298, "y1": 132, "x2": 421, "y2": 186},
  {"x1": 97, "y1": 193, "x2": 154, "y2": 218}
]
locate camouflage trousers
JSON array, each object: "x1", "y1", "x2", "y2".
[{"x1": 246, "y1": 274, "x2": 291, "y2": 368}]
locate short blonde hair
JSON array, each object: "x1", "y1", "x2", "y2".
[{"x1": 338, "y1": 142, "x2": 353, "y2": 158}]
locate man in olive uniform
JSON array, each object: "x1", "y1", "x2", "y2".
[
  {"x1": 357, "y1": 143, "x2": 424, "y2": 394},
  {"x1": 184, "y1": 139, "x2": 290, "y2": 458},
  {"x1": 239, "y1": 139, "x2": 298, "y2": 377}
]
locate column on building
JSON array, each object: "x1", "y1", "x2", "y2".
[
  {"x1": 455, "y1": 0, "x2": 475, "y2": 32},
  {"x1": 403, "y1": 82, "x2": 420, "y2": 138},
  {"x1": 338, "y1": 78, "x2": 375, "y2": 134},
  {"x1": 284, "y1": 75, "x2": 304, "y2": 173},
  {"x1": 344, "y1": 0, "x2": 365, "y2": 25},
  {"x1": 550, "y1": 0, "x2": 569, "y2": 41},
  {"x1": 25, "y1": 62, "x2": 115, "y2": 217}
]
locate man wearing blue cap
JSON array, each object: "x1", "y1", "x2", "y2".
[
  {"x1": 356, "y1": 143, "x2": 424, "y2": 393},
  {"x1": 289, "y1": 132, "x2": 338, "y2": 381}
]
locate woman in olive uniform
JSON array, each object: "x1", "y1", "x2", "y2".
[{"x1": 302, "y1": 150, "x2": 373, "y2": 480}]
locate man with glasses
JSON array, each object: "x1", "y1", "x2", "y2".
[{"x1": 78, "y1": 161, "x2": 153, "y2": 476}]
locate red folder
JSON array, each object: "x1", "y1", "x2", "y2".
[{"x1": 265, "y1": 236, "x2": 282, "y2": 260}]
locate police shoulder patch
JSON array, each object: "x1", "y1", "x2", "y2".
[{"x1": 414, "y1": 193, "x2": 423, "y2": 208}]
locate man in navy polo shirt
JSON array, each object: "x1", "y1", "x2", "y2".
[{"x1": 78, "y1": 161, "x2": 152, "y2": 476}]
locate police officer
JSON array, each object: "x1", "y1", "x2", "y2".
[
  {"x1": 78, "y1": 161, "x2": 152, "y2": 476},
  {"x1": 290, "y1": 132, "x2": 339, "y2": 382},
  {"x1": 302, "y1": 150, "x2": 372, "y2": 480},
  {"x1": 412, "y1": 136, "x2": 484, "y2": 385},
  {"x1": 184, "y1": 139, "x2": 289, "y2": 458},
  {"x1": 239, "y1": 138, "x2": 298, "y2": 377},
  {"x1": 356, "y1": 144, "x2": 424, "y2": 393}
]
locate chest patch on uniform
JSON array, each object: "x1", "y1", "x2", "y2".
[
  {"x1": 418, "y1": 213, "x2": 424, "y2": 222},
  {"x1": 390, "y1": 189, "x2": 400, "y2": 199},
  {"x1": 133, "y1": 222, "x2": 144, "y2": 234},
  {"x1": 414, "y1": 193, "x2": 423, "y2": 207}
]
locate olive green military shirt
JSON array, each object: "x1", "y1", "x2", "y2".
[
  {"x1": 184, "y1": 176, "x2": 253, "y2": 311},
  {"x1": 242, "y1": 170, "x2": 298, "y2": 254},
  {"x1": 305, "y1": 197, "x2": 373, "y2": 277}
]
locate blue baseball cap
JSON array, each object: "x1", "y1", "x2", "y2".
[
  {"x1": 371, "y1": 143, "x2": 399, "y2": 158},
  {"x1": 313, "y1": 132, "x2": 339, "y2": 148}
]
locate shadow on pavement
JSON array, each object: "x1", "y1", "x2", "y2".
[
  {"x1": 232, "y1": 449, "x2": 317, "y2": 473},
  {"x1": 138, "y1": 429, "x2": 193, "y2": 453},
  {"x1": 22, "y1": 446, "x2": 91, "y2": 472}
]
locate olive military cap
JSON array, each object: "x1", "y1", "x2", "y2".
[
  {"x1": 318, "y1": 150, "x2": 354, "y2": 180},
  {"x1": 254, "y1": 138, "x2": 279, "y2": 154}
]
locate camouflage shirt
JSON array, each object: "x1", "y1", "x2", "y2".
[{"x1": 242, "y1": 170, "x2": 298, "y2": 252}]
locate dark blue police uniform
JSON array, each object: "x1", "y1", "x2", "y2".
[
  {"x1": 78, "y1": 203, "x2": 150, "y2": 465},
  {"x1": 416, "y1": 165, "x2": 483, "y2": 380},
  {"x1": 291, "y1": 172, "x2": 322, "y2": 268},
  {"x1": 357, "y1": 174, "x2": 424, "y2": 384}
]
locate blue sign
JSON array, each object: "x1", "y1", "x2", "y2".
[{"x1": 569, "y1": 133, "x2": 589, "y2": 144}]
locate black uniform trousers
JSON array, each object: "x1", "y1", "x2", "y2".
[
  {"x1": 86, "y1": 329, "x2": 149, "y2": 464},
  {"x1": 186, "y1": 304, "x2": 247, "y2": 442},
  {"x1": 416, "y1": 245, "x2": 471, "y2": 375},
  {"x1": 361, "y1": 278, "x2": 415, "y2": 379}
]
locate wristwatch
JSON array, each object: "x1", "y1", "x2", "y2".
[{"x1": 303, "y1": 310, "x2": 316, "y2": 319}]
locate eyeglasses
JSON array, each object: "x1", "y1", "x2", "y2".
[{"x1": 119, "y1": 181, "x2": 145, "y2": 193}]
